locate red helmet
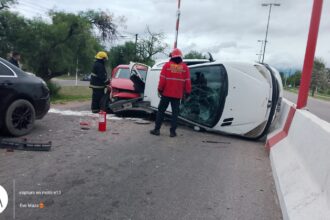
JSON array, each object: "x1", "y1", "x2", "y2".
[{"x1": 170, "y1": 48, "x2": 183, "y2": 58}]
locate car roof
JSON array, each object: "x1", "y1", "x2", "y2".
[
  {"x1": 152, "y1": 59, "x2": 210, "y2": 70},
  {"x1": 0, "y1": 57, "x2": 27, "y2": 77},
  {"x1": 115, "y1": 64, "x2": 147, "y2": 70}
]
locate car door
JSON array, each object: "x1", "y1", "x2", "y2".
[{"x1": 179, "y1": 64, "x2": 228, "y2": 128}]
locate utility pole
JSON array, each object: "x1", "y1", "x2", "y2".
[
  {"x1": 261, "y1": 3, "x2": 280, "y2": 63},
  {"x1": 174, "y1": 0, "x2": 181, "y2": 49},
  {"x1": 75, "y1": 57, "x2": 78, "y2": 86},
  {"x1": 256, "y1": 40, "x2": 264, "y2": 63},
  {"x1": 135, "y1": 33, "x2": 138, "y2": 61}
]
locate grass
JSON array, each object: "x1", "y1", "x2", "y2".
[
  {"x1": 285, "y1": 87, "x2": 330, "y2": 102},
  {"x1": 51, "y1": 86, "x2": 92, "y2": 104}
]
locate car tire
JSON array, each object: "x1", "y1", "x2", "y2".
[{"x1": 4, "y1": 99, "x2": 36, "y2": 136}]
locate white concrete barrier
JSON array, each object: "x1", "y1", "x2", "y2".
[{"x1": 268, "y1": 99, "x2": 330, "y2": 220}]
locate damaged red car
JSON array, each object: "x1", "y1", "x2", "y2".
[
  {"x1": 109, "y1": 64, "x2": 148, "y2": 101},
  {"x1": 100, "y1": 64, "x2": 148, "y2": 112}
]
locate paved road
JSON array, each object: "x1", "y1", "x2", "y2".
[
  {"x1": 52, "y1": 79, "x2": 89, "y2": 87},
  {"x1": 284, "y1": 91, "x2": 330, "y2": 123},
  {"x1": 0, "y1": 103, "x2": 281, "y2": 220}
]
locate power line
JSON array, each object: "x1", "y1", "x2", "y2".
[
  {"x1": 19, "y1": 0, "x2": 53, "y2": 11},
  {"x1": 18, "y1": 2, "x2": 48, "y2": 13},
  {"x1": 12, "y1": 6, "x2": 43, "y2": 15}
]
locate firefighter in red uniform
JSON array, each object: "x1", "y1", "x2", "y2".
[{"x1": 150, "y1": 48, "x2": 191, "y2": 137}]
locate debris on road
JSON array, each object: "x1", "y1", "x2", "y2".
[
  {"x1": 80, "y1": 121, "x2": 91, "y2": 130},
  {"x1": 0, "y1": 138, "x2": 52, "y2": 151},
  {"x1": 134, "y1": 119, "x2": 151, "y2": 125}
]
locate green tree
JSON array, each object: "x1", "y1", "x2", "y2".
[
  {"x1": 311, "y1": 58, "x2": 328, "y2": 96},
  {"x1": 79, "y1": 10, "x2": 124, "y2": 42},
  {"x1": 0, "y1": 0, "x2": 16, "y2": 10},
  {"x1": 0, "y1": 9, "x2": 121, "y2": 81},
  {"x1": 0, "y1": 11, "x2": 27, "y2": 57},
  {"x1": 109, "y1": 41, "x2": 137, "y2": 68},
  {"x1": 184, "y1": 50, "x2": 206, "y2": 59},
  {"x1": 287, "y1": 71, "x2": 301, "y2": 87},
  {"x1": 137, "y1": 27, "x2": 168, "y2": 66}
]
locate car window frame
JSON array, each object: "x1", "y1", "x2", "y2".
[{"x1": 0, "y1": 60, "x2": 18, "y2": 78}]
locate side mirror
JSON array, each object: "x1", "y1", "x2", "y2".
[{"x1": 207, "y1": 52, "x2": 215, "y2": 62}]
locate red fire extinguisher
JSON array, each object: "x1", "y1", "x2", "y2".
[{"x1": 98, "y1": 111, "x2": 107, "y2": 132}]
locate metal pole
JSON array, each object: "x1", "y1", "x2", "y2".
[
  {"x1": 297, "y1": 0, "x2": 323, "y2": 109},
  {"x1": 262, "y1": 5, "x2": 272, "y2": 63},
  {"x1": 258, "y1": 40, "x2": 264, "y2": 63},
  {"x1": 135, "y1": 34, "x2": 138, "y2": 61},
  {"x1": 75, "y1": 57, "x2": 78, "y2": 86},
  {"x1": 174, "y1": 0, "x2": 181, "y2": 49}
]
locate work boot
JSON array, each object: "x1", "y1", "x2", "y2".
[
  {"x1": 170, "y1": 130, "x2": 177, "y2": 138},
  {"x1": 150, "y1": 129, "x2": 160, "y2": 136}
]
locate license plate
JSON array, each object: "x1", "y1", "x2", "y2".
[{"x1": 122, "y1": 102, "x2": 133, "y2": 109}]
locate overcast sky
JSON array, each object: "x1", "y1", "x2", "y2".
[{"x1": 11, "y1": 0, "x2": 330, "y2": 69}]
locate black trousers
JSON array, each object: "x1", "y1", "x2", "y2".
[
  {"x1": 91, "y1": 88, "x2": 105, "y2": 112},
  {"x1": 155, "y1": 96, "x2": 181, "y2": 132}
]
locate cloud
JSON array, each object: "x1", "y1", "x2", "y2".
[{"x1": 9, "y1": 0, "x2": 330, "y2": 68}]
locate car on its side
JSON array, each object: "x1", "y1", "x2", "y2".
[
  {"x1": 108, "y1": 60, "x2": 211, "y2": 102},
  {"x1": 100, "y1": 60, "x2": 211, "y2": 112},
  {"x1": 140, "y1": 60, "x2": 283, "y2": 140},
  {"x1": 0, "y1": 57, "x2": 50, "y2": 136}
]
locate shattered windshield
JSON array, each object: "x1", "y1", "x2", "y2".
[{"x1": 180, "y1": 65, "x2": 228, "y2": 127}]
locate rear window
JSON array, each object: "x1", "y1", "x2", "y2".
[
  {"x1": 115, "y1": 68, "x2": 131, "y2": 79},
  {"x1": 115, "y1": 68, "x2": 148, "y2": 81},
  {"x1": 0, "y1": 61, "x2": 15, "y2": 76}
]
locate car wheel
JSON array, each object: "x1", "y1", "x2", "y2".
[{"x1": 5, "y1": 99, "x2": 36, "y2": 136}]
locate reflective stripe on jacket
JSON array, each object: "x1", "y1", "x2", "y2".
[{"x1": 158, "y1": 61, "x2": 191, "y2": 99}]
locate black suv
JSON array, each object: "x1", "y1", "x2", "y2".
[{"x1": 0, "y1": 58, "x2": 50, "y2": 136}]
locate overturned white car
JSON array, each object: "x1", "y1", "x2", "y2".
[{"x1": 108, "y1": 59, "x2": 283, "y2": 139}]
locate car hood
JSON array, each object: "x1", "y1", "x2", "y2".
[{"x1": 111, "y1": 78, "x2": 135, "y2": 91}]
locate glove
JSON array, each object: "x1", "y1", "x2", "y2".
[
  {"x1": 104, "y1": 79, "x2": 110, "y2": 85},
  {"x1": 182, "y1": 93, "x2": 190, "y2": 102},
  {"x1": 158, "y1": 90, "x2": 163, "y2": 98}
]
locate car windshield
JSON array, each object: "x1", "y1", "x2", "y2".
[
  {"x1": 180, "y1": 65, "x2": 228, "y2": 127},
  {"x1": 115, "y1": 68, "x2": 147, "y2": 81}
]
